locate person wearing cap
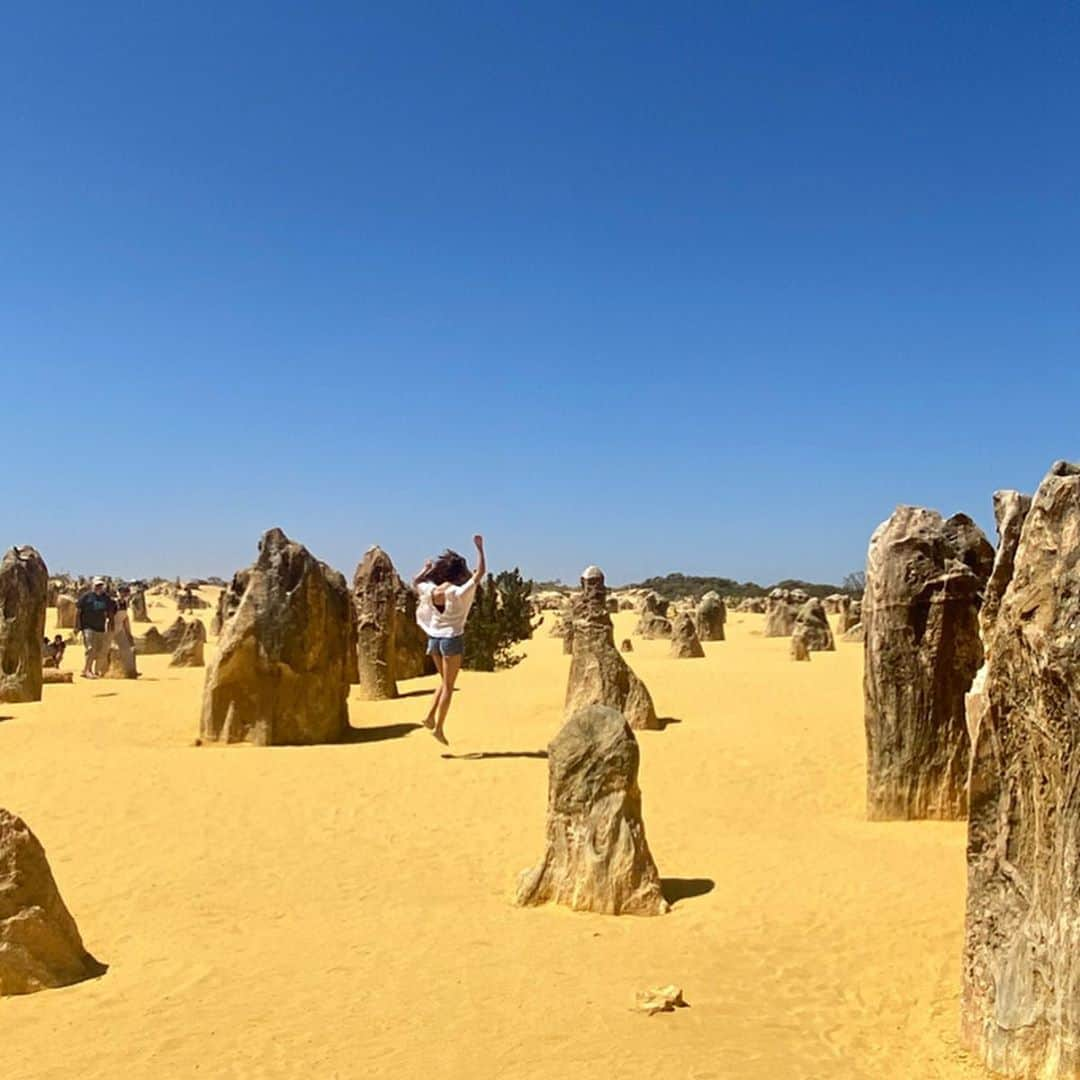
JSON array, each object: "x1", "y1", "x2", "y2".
[
  {"x1": 75, "y1": 577, "x2": 116, "y2": 679},
  {"x1": 109, "y1": 584, "x2": 139, "y2": 678}
]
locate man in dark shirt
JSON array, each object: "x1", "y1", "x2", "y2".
[{"x1": 75, "y1": 577, "x2": 116, "y2": 679}]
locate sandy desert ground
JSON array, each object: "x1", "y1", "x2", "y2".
[{"x1": 0, "y1": 595, "x2": 987, "y2": 1079}]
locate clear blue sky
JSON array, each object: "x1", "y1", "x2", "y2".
[{"x1": 3, "y1": 3, "x2": 1076, "y2": 586}]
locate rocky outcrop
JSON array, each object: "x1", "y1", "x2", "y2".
[
  {"x1": 764, "y1": 588, "x2": 805, "y2": 637},
  {"x1": 863, "y1": 506, "x2": 993, "y2": 820},
  {"x1": 695, "y1": 592, "x2": 726, "y2": 642},
  {"x1": 790, "y1": 636, "x2": 810, "y2": 661},
  {"x1": 133, "y1": 626, "x2": 170, "y2": 655},
  {"x1": 670, "y1": 612, "x2": 705, "y2": 658},
  {"x1": 515, "y1": 704, "x2": 668, "y2": 916},
  {"x1": 792, "y1": 598, "x2": 835, "y2": 652},
  {"x1": 160, "y1": 617, "x2": 189, "y2": 653},
  {"x1": 980, "y1": 489, "x2": 1032, "y2": 638},
  {"x1": 962, "y1": 462, "x2": 1080, "y2": 1078},
  {"x1": 169, "y1": 619, "x2": 207, "y2": 667},
  {"x1": 835, "y1": 595, "x2": 861, "y2": 635},
  {"x1": 393, "y1": 579, "x2": 434, "y2": 681},
  {"x1": 842, "y1": 622, "x2": 864, "y2": 643},
  {"x1": 0, "y1": 809, "x2": 103, "y2": 995},
  {"x1": 352, "y1": 546, "x2": 398, "y2": 700},
  {"x1": 633, "y1": 592, "x2": 671, "y2": 638},
  {"x1": 130, "y1": 590, "x2": 151, "y2": 623},
  {"x1": 55, "y1": 594, "x2": 77, "y2": 630},
  {"x1": 0, "y1": 547, "x2": 48, "y2": 704},
  {"x1": 199, "y1": 528, "x2": 352, "y2": 746},
  {"x1": 564, "y1": 567, "x2": 658, "y2": 731},
  {"x1": 736, "y1": 597, "x2": 767, "y2": 613}
]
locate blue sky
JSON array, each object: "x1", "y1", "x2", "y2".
[{"x1": 3, "y1": 3, "x2": 1077, "y2": 585}]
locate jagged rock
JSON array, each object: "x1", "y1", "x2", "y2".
[
  {"x1": 863, "y1": 505, "x2": 993, "y2": 820},
  {"x1": 842, "y1": 622, "x2": 864, "y2": 643},
  {"x1": 620, "y1": 639, "x2": 633, "y2": 653},
  {"x1": 792, "y1": 598, "x2": 835, "y2": 652},
  {"x1": 823, "y1": 593, "x2": 846, "y2": 615},
  {"x1": 0, "y1": 809, "x2": 103, "y2": 995},
  {"x1": 129, "y1": 590, "x2": 151, "y2": 624},
  {"x1": 736, "y1": 596, "x2": 767, "y2": 613},
  {"x1": 0, "y1": 547, "x2": 48, "y2": 704},
  {"x1": 199, "y1": 528, "x2": 352, "y2": 745},
  {"x1": 835, "y1": 595, "x2": 861, "y2": 635},
  {"x1": 635, "y1": 984, "x2": 687, "y2": 1015},
  {"x1": 962, "y1": 462, "x2": 1080, "y2": 1078},
  {"x1": 169, "y1": 619, "x2": 206, "y2": 667},
  {"x1": 55, "y1": 594, "x2": 77, "y2": 630},
  {"x1": 790, "y1": 636, "x2": 810, "y2": 661},
  {"x1": 633, "y1": 592, "x2": 672, "y2": 638},
  {"x1": 564, "y1": 567, "x2": 658, "y2": 731},
  {"x1": 160, "y1": 617, "x2": 188, "y2": 653},
  {"x1": 695, "y1": 592, "x2": 726, "y2": 642},
  {"x1": 133, "y1": 626, "x2": 170, "y2": 655},
  {"x1": 980, "y1": 489, "x2": 1032, "y2": 638},
  {"x1": 352, "y1": 546, "x2": 398, "y2": 700},
  {"x1": 669, "y1": 612, "x2": 705, "y2": 658},
  {"x1": 764, "y1": 589, "x2": 801, "y2": 637},
  {"x1": 515, "y1": 704, "x2": 668, "y2": 916},
  {"x1": 177, "y1": 589, "x2": 210, "y2": 612}
]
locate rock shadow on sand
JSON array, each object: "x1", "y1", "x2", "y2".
[
  {"x1": 661, "y1": 878, "x2": 715, "y2": 906},
  {"x1": 343, "y1": 722, "x2": 422, "y2": 744},
  {"x1": 440, "y1": 750, "x2": 549, "y2": 761}
]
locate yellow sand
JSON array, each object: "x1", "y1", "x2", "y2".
[{"x1": 0, "y1": 598, "x2": 986, "y2": 1079}]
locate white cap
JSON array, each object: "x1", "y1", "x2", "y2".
[{"x1": 92, "y1": 576, "x2": 105, "y2": 586}]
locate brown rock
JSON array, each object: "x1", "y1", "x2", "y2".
[
  {"x1": 352, "y1": 546, "x2": 398, "y2": 701},
  {"x1": 41, "y1": 670, "x2": 73, "y2": 685},
  {"x1": 792, "y1": 598, "x2": 835, "y2": 652},
  {"x1": 790, "y1": 636, "x2": 810, "y2": 661},
  {"x1": 129, "y1": 590, "x2": 151, "y2": 624},
  {"x1": 55, "y1": 593, "x2": 77, "y2": 630},
  {"x1": 0, "y1": 809, "x2": 103, "y2": 995},
  {"x1": 980, "y1": 489, "x2": 1032, "y2": 638},
  {"x1": 565, "y1": 567, "x2": 658, "y2": 731},
  {"x1": 841, "y1": 622, "x2": 864, "y2": 643},
  {"x1": 962, "y1": 462, "x2": 1080, "y2": 1077},
  {"x1": 764, "y1": 589, "x2": 801, "y2": 637},
  {"x1": 835, "y1": 595, "x2": 861, "y2": 635},
  {"x1": 133, "y1": 626, "x2": 170, "y2": 655},
  {"x1": 0, "y1": 547, "x2": 48, "y2": 704},
  {"x1": 199, "y1": 528, "x2": 352, "y2": 745},
  {"x1": 863, "y1": 505, "x2": 993, "y2": 820},
  {"x1": 515, "y1": 704, "x2": 668, "y2": 916},
  {"x1": 169, "y1": 619, "x2": 207, "y2": 667},
  {"x1": 393, "y1": 579, "x2": 435, "y2": 681},
  {"x1": 633, "y1": 592, "x2": 672, "y2": 638},
  {"x1": 736, "y1": 596, "x2": 767, "y2": 613},
  {"x1": 669, "y1": 612, "x2": 705, "y2": 658},
  {"x1": 695, "y1": 591, "x2": 726, "y2": 642}
]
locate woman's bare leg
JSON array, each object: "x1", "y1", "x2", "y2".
[
  {"x1": 423, "y1": 653, "x2": 444, "y2": 729},
  {"x1": 432, "y1": 654, "x2": 461, "y2": 746}
]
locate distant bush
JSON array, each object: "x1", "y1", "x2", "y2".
[
  {"x1": 620, "y1": 572, "x2": 845, "y2": 601},
  {"x1": 464, "y1": 568, "x2": 537, "y2": 671}
]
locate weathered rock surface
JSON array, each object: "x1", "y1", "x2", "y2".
[
  {"x1": 980, "y1": 489, "x2": 1032, "y2": 638},
  {"x1": 669, "y1": 612, "x2": 705, "y2": 658},
  {"x1": 199, "y1": 528, "x2": 352, "y2": 745},
  {"x1": 764, "y1": 588, "x2": 803, "y2": 637},
  {"x1": 393, "y1": 579, "x2": 434, "y2": 681},
  {"x1": 790, "y1": 636, "x2": 810, "y2": 661},
  {"x1": 169, "y1": 619, "x2": 206, "y2": 667},
  {"x1": 792, "y1": 598, "x2": 835, "y2": 652},
  {"x1": 352, "y1": 546, "x2": 398, "y2": 700},
  {"x1": 133, "y1": 627, "x2": 170, "y2": 655},
  {"x1": 736, "y1": 597, "x2": 767, "y2": 613},
  {"x1": 129, "y1": 590, "x2": 151, "y2": 623},
  {"x1": 515, "y1": 704, "x2": 668, "y2": 916},
  {"x1": 842, "y1": 622, "x2": 865, "y2": 643},
  {"x1": 160, "y1": 617, "x2": 189, "y2": 653},
  {"x1": 633, "y1": 592, "x2": 671, "y2": 638},
  {"x1": 0, "y1": 547, "x2": 48, "y2": 704},
  {"x1": 0, "y1": 809, "x2": 103, "y2": 995},
  {"x1": 55, "y1": 594, "x2": 77, "y2": 629},
  {"x1": 863, "y1": 505, "x2": 993, "y2": 820},
  {"x1": 962, "y1": 461, "x2": 1080, "y2": 1078},
  {"x1": 695, "y1": 591, "x2": 726, "y2": 642},
  {"x1": 41, "y1": 670, "x2": 73, "y2": 685},
  {"x1": 835, "y1": 595, "x2": 861, "y2": 635},
  {"x1": 565, "y1": 567, "x2": 658, "y2": 731}
]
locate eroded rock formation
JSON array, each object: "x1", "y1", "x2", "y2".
[
  {"x1": 55, "y1": 594, "x2": 77, "y2": 630},
  {"x1": 565, "y1": 566, "x2": 658, "y2": 731},
  {"x1": 670, "y1": 612, "x2": 705, "y2": 658},
  {"x1": 352, "y1": 546, "x2": 398, "y2": 700},
  {"x1": 962, "y1": 462, "x2": 1080, "y2": 1078},
  {"x1": 515, "y1": 704, "x2": 668, "y2": 916},
  {"x1": 169, "y1": 619, "x2": 207, "y2": 667},
  {"x1": 199, "y1": 528, "x2": 352, "y2": 745},
  {"x1": 0, "y1": 809, "x2": 102, "y2": 995},
  {"x1": 0, "y1": 547, "x2": 48, "y2": 704},
  {"x1": 792, "y1": 598, "x2": 835, "y2": 652},
  {"x1": 133, "y1": 627, "x2": 170, "y2": 655},
  {"x1": 863, "y1": 505, "x2": 993, "y2": 820},
  {"x1": 695, "y1": 591, "x2": 726, "y2": 642},
  {"x1": 764, "y1": 588, "x2": 805, "y2": 637}
]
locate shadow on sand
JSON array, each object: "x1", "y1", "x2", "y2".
[
  {"x1": 661, "y1": 877, "x2": 715, "y2": 906},
  {"x1": 651, "y1": 716, "x2": 681, "y2": 731},
  {"x1": 343, "y1": 722, "x2": 422, "y2": 744},
  {"x1": 440, "y1": 749, "x2": 549, "y2": 761}
]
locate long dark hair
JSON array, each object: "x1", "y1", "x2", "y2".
[{"x1": 419, "y1": 549, "x2": 471, "y2": 586}]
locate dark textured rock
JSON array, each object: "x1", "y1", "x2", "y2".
[
  {"x1": 352, "y1": 546, "x2": 398, "y2": 700},
  {"x1": 0, "y1": 547, "x2": 48, "y2": 704},
  {"x1": 962, "y1": 461, "x2": 1080, "y2": 1078},
  {"x1": 790, "y1": 636, "x2": 810, "y2": 661},
  {"x1": 792, "y1": 598, "x2": 835, "y2": 652},
  {"x1": 863, "y1": 505, "x2": 993, "y2": 820},
  {"x1": 393, "y1": 579, "x2": 434, "y2": 681},
  {"x1": 670, "y1": 612, "x2": 705, "y2": 658},
  {"x1": 565, "y1": 566, "x2": 658, "y2": 731},
  {"x1": 199, "y1": 528, "x2": 352, "y2": 745},
  {"x1": 129, "y1": 590, "x2": 151, "y2": 624},
  {"x1": 160, "y1": 617, "x2": 188, "y2": 653},
  {"x1": 0, "y1": 809, "x2": 103, "y2": 995},
  {"x1": 55, "y1": 593, "x2": 77, "y2": 630},
  {"x1": 133, "y1": 626, "x2": 170, "y2": 655},
  {"x1": 515, "y1": 704, "x2": 668, "y2": 916},
  {"x1": 764, "y1": 588, "x2": 802, "y2": 637},
  {"x1": 695, "y1": 591, "x2": 726, "y2": 642},
  {"x1": 980, "y1": 489, "x2": 1032, "y2": 638}
]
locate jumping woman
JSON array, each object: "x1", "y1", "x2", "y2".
[{"x1": 412, "y1": 534, "x2": 486, "y2": 746}]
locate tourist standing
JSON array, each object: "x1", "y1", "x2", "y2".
[{"x1": 75, "y1": 578, "x2": 115, "y2": 679}]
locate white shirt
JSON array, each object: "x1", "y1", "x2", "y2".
[{"x1": 416, "y1": 579, "x2": 479, "y2": 638}]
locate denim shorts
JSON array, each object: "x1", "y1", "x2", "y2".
[{"x1": 427, "y1": 635, "x2": 465, "y2": 657}]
